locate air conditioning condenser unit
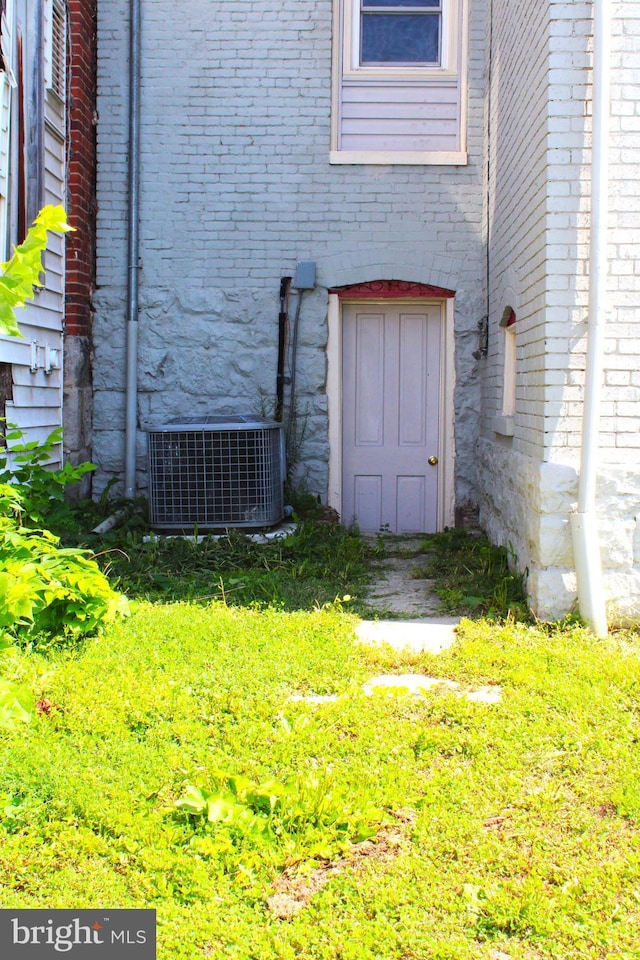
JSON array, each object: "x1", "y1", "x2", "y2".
[{"x1": 147, "y1": 415, "x2": 284, "y2": 530}]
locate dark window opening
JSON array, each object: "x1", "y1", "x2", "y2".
[{"x1": 360, "y1": 0, "x2": 441, "y2": 66}]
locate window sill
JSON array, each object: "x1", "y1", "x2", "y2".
[
  {"x1": 329, "y1": 150, "x2": 468, "y2": 166},
  {"x1": 341, "y1": 68, "x2": 460, "y2": 82},
  {"x1": 493, "y1": 415, "x2": 515, "y2": 438}
]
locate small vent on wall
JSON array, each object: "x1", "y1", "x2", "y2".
[{"x1": 147, "y1": 416, "x2": 285, "y2": 531}]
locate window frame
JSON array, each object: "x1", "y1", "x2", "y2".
[
  {"x1": 502, "y1": 325, "x2": 517, "y2": 418},
  {"x1": 492, "y1": 307, "x2": 517, "y2": 437},
  {"x1": 342, "y1": 0, "x2": 459, "y2": 80},
  {"x1": 500, "y1": 308, "x2": 517, "y2": 419},
  {"x1": 0, "y1": 0, "x2": 14, "y2": 260},
  {"x1": 331, "y1": 0, "x2": 468, "y2": 165}
]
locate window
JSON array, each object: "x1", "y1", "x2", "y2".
[
  {"x1": 359, "y1": 0, "x2": 442, "y2": 67},
  {"x1": 491, "y1": 307, "x2": 516, "y2": 438},
  {"x1": 501, "y1": 308, "x2": 516, "y2": 418},
  {"x1": 331, "y1": 0, "x2": 467, "y2": 164}
]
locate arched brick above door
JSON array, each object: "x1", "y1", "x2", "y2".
[{"x1": 330, "y1": 279, "x2": 455, "y2": 300}]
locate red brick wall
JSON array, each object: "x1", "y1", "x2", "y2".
[{"x1": 65, "y1": 0, "x2": 97, "y2": 338}]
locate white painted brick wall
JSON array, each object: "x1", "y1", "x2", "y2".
[
  {"x1": 95, "y1": 0, "x2": 488, "y2": 504},
  {"x1": 478, "y1": 0, "x2": 640, "y2": 619},
  {"x1": 481, "y1": 0, "x2": 550, "y2": 459}
]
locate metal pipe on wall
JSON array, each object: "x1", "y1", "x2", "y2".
[
  {"x1": 570, "y1": 0, "x2": 611, "y2": 637},
  {"x1": 124, "y1": 0, "x2": 141, "y2": 498},
  {"x1": 276, "y1": 277, "x2": 291, "y2": 422}
]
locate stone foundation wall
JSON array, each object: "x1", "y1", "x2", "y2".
[
  {"x1": 477, "y1": 437, "x2": 640, "y2": 622},
  {"x1": 62, "y1": 336, "x2": 93, "y2": 501}
]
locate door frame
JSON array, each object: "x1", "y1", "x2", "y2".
[{"x1": 327, "y1": 293, "x2": 456, "y2": 530}]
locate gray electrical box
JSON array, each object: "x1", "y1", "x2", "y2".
[{"x1": 295, "y1": 261, "x2": 316, "y2": 290}]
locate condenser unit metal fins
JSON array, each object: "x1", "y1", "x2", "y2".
[{"x1": 147, "y1": 415, "x2": 285, "y2": 530}]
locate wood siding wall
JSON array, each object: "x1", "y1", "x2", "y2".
[
  {"x1": 0, "y1": 0, "x2": 65, "y2": 461},
  {"x1": 339, "y1": 78, "x2": 461, "y2": 153}
]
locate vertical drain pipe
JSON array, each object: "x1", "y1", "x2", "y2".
[
  {"x1": 124, "y1": 0, "x2": 142, "y2": 498},
  {"x1": 570, "y1": 0, "x2": 611, "y2": 637}
]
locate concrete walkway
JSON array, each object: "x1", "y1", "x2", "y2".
[
  {"x1": 363, "y1": 534, "x2": 442, "y2": 617},
  {"x1": 355, "y1": 618, "x2": 459, "y2": 654},
  {"x1": 357, "y1": 534, "x2": 460, "y2": 653},
  {"x1": 350, "y1": 535, "x2": 502, "y2": 704}
]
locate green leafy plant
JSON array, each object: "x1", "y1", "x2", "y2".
[
  {"x1": 0, "y1": 634, "x2": 32, "y2": 729},
  {"x1": 0, "y1": 205, "x2": 71, "y2": 338},
  {"x1": 0, "y1": 483, "x2": 129, "y2": 647},
  {"x1": 0, "y1": 206, "x2": 93, "y2": 532},
  {"x1": 0, "y1": 680, "x2": 32, "y2": 729},
  {"x1": 1, "y1": 422, "x2": 95, "y2": 528},
  {"x1": 175, "y1": 768, "x2": 379, "y2": 870},
  {"x1": 0, "y1": 210, "x2": 126, "y2": 649}
]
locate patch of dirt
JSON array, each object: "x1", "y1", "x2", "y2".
[
  {"x1": 266, "y1": 808, "x2": 418, "y2": 920},
  {"x1": 483, "y1": 807, "x2": 518, "y2": 839}
]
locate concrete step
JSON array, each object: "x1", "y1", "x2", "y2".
[{"x1": 354, "y1": 618, "x2": 459, "y2": 654}]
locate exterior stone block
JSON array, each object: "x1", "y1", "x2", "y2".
[{"x1": 478, "y1": 436, "x2": 640, "y2": 620}]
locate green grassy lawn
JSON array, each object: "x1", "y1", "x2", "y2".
[{"x1": 1, "y1": 600, "x2": 639, "y2": 959}]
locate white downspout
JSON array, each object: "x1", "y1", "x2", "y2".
[
  {"x1": 124, "y1": 0, "x2": 141, "y2": 499},
  {"x1": 570, "y1": 0, "x2": 611, "y2": 637}
]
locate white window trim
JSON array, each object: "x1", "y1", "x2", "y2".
[
  {"x1": 344, "y1": 0, "x2": 459, "y2": 79},
  {"x1": 1, "y1": 0, "x2": 16, "y2": 88},
  {"x1": 331, "y1": 0, "x2": 468, "y2": 165},
  {"x1": 0, "y1": 0, "x2": 15, "y2": 261},
  {"x1": 501, "y1": 324, "x2": 516, "y2": 418},
  {"x1": 329, "y1": 148, "x2": 467, "y2": 165}
]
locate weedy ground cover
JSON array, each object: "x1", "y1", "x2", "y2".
[
  {"x1": 0, "y1": 603, "x2": 639, "y2": 960},
  {"x1": 415, "y1": 528, "x2": 530, "y2": 620},
  {"x1": 56, "y1": 502, "x2": 526, "y2": 620},
  {"x1": 92, "y1": 518, "x2": 370, "y2": 611}
]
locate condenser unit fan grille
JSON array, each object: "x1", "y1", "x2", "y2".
[{"x1": 147, "y1": 416, "x2": 284, "y2": 530}]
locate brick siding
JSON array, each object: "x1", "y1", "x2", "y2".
[
  {"x1": 65, "y1": 0, "x2": 97, "y2": 338},
  {"x1": 478, "y1": 0, "x2": 640, "y2": 618}
]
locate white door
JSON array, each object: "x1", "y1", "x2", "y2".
[{"x1": 342, "y1": 301, "x2": 441, "y2": 533}]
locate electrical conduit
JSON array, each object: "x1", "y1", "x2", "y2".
[{"x1": 570, "y1": 0, "x2": 611, "y2": 637}]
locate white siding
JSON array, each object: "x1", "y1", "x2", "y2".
[
  {"x1": 0, "y1": 0, "x2": 65, "y2": 468},
  {"x1": 339, "y1": 79, "x2": 461, "y2": 152}
]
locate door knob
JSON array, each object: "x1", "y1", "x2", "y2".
[{"x1": 428, "y1": 456, "x2": 438, "y2": 466}]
